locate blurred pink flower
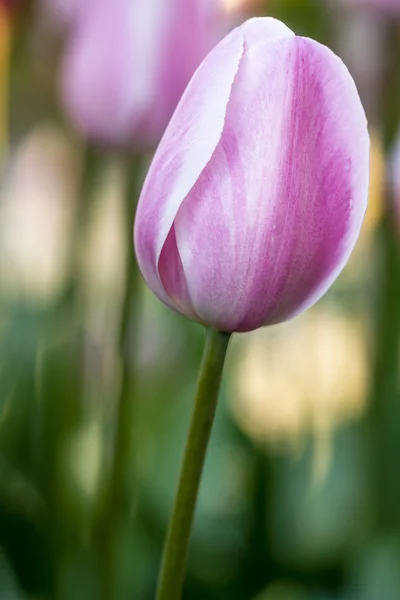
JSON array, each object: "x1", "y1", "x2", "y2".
[
  {"x1": 134, "y1": 17, "x2": 370, "y2": 333},
  {"x1": 61, "y1": 0, "x2": 224, "y2": 149}
]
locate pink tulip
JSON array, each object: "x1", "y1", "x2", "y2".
[
  {"x1": 134, "y1": 17, "x2": 370, "y2": 333},
  {"x1": 60, "y1": 0, "x2": 224, "y2": 149}
]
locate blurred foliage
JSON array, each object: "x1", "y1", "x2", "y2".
[{"x1": 0, "y1": 0, "x2": 399, "y2": 599}]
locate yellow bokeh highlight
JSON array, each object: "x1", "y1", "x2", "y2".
[
  {"x1": 230, "y1": 308, "x2": 368, "y2": 481},
  {"x1": 363, "y1": 130, "x2": 385, "y2": 236},
  {"x1": 0, "y1": 5, "x2": 10, "y2": 159},
  {"x1": 222, "y1": 0, "x2": 264, "y2": 14}
]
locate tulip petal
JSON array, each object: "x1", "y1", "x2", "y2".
[
  {"x1": 173, "y1": 31, "x2": 369, "y2": 331},
  {"x1": 135, "y1": 17, "x2": 297, "y2": 313},
  {"x1": 241, "y1": 15, "x2": 294, "y2": 47},
  {"x1": 134, "y1": 26, "x2": 244, "y2": 307},
  {"x1": 157, "y1": 225, "x2": 200, "y2": 320}
]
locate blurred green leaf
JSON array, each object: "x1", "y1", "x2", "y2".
[
  {"x1": 0, "y1": 550, "x2": 27, "y2": 599},
  {"x1": 268, "y1": 424, "x2": 371, "y2": 571},
  {"x1": 268, "y1": 0, "x2": 331, "y2": 42},
  {"x1": 348, "y1": 537, "x2": 400, "y2": 600},
  {"x1": 253, "y1": 581, "x2": 308, "y2": 600},
  {"x1": 0, "y1": 505, "x2": 52, "y2": 595}
]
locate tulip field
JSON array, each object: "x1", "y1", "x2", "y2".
[{"x1": 0, "y1": 0, "x2": 399, "y2": 599}]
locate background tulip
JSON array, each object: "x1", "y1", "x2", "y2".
[
  {"x1": 60, "y1": 0, "x2": 224, "y2": 149},
  {"x1": 134, "y1": 17, "x2": 370, "y2": 333}
]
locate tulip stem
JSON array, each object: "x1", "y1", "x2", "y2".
[
  {"x1": 110, "y1": 154, "x2": 143, "y2": 519},
  {"x1": 100, "y1": 154, "x2": 143, "y2": 600},
  {"x1": 366, "y1": 21, "x2": 400, "y2": 530},
  {"x1": 155, "y1": 327, "x2": 231, "y2": 600}
]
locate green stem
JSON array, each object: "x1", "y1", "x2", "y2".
[
  {"x1": 367, "y1": 213, "x2": 400, "y2": 529},
  {"x1": 101, "y1": 155, "x2": 143, "y2": 600},
  {"x1": 155, "y1": 328, "x2": 231, "y2": 600},
  {"x1": 63, "y1": 145, "x2": 104, "y2": 314},
  {"x1": 110, "y1": 154, "x2": 143, "y2": 510},
  {"x1": 366, "y1": 19, "x2": 400, "y2": 531}
]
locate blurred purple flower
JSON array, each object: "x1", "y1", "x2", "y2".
[
  {"x1": 134, "y1": 17, "x2": 370, "y2": 333},
  {"x1": 60, "y1": 0, "x2": 225, "y2": 149}
]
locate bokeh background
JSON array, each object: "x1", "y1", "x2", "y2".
[{"x1": 0, "y1": 0, "x2": 400, "y2": 598}]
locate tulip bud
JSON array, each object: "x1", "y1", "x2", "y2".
[
  {"x1": 60, "y1": 0, "x2": 224, "y2": 149},
  {"x1": 134, "y1": 17, "x2": 370, "y2": 333}
]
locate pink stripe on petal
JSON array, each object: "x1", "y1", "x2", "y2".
[{"x1": 263, "y1": 37, "x2": 369, "y2": 326}]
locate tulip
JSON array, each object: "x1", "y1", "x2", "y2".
[
  {"x1": 134, "y1": 17, "x2": 370, "y2": 334},
  {"x1": 60, "y1": 0, "x2": 224, "y2": 149}
]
